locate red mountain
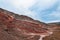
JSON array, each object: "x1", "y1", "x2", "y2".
[{"x1": 0, "y1": 8, "x2": 59, "y2": 40}]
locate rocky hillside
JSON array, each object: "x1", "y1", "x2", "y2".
[
  {"x1": 0, "y1": 8, "x2": 47, "y2": 25},
  {"x1": 0, "y1": 8, "x2": 60, "y2": 40},
  {"x1": 43, "y1": 22, "x2": 60, "y2": 40}
]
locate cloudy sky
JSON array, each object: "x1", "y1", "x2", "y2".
[{"x1": 0, "y1": 0, "x2": 60, "y2": 23}]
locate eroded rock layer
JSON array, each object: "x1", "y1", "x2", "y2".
[{"x1": 0, "y1": 8, "x2": 60, "y2": 40}]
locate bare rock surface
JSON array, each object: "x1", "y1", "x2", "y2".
[
  {"x1": 0, "y1": 8, "x2": 60, "y2": 40},
  {"x1": 43, "y1": 23, "x2": 60, "y2": 40}
]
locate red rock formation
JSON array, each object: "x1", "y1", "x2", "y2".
[{"x1": 0, "y1": 8, "x2": 58, "y2": 40}]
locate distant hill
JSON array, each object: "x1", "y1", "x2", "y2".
[{"x1": 43, "y1": 22, "x2": 60, "y2": 40}]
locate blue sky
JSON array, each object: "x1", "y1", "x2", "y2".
[{"x1": 0, "y1": 0, "x2": 60, "y2": 23}]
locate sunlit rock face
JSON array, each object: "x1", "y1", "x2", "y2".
[{"x1": 0, "y1": 8, "x2": 59, "y2": 40}]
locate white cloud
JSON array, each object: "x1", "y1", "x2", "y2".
[
  {"x1": 49, "y1": 11, "x2": 60, "y2": 18},
  {"x1": 8, "y1": 0, "x2": 36, "y2": 9},
  {"x1": 3, "y1": 0, "x2": 58, "y2": 10},
  {"x1": 37, "y1": 0, "x2": 58, "y2": 10},
  {"x1": 48, "y1": 3, "x2": 60, "y2": 18},
  {"x1": 46, "y1": 20, "x2": 60, "y2": 23},
  {"x1": 56, "y1": 6, "x2": 60, "y2": 11}
]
